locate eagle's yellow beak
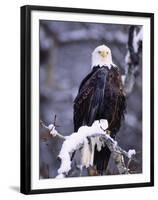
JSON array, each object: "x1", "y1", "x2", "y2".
[{"x1": 100, "y1": 51, "x2": 108, "y2": 58}]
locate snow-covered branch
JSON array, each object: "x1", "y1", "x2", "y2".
[
  {"x1": 40, "y1": 119, "x2": 137, "y2": 177},
  {"x1": 123, "y1": 26, "x2": 142, "y2": 95},
  {"x1": 40, "y1": 120, "x2": 66, "y2": 140}
]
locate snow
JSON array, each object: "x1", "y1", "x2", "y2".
[
  {"x1": 133, "y1": 28, "x2": 143, "y2": 53},
  {"x1": 113, "y1": 141, "x2": 118, "y2": 148},
  {"x1": 133, "y1": 29, "x2": 138, "y2": 53},
  {"x1": 96, "y1": 137, "x2": 105, "y2": 151},
  {"x1": 127, "y1": 149, "x2": 136, "y2": 159},
  {"x1": 57, "y1": 119, "x2": 108, "y2": 175},
  {"x1": 55, "y1": 173, "x2": 65, "y2": 179},
  {"x1": 48, "y1": 124, "x2": 58, "y2": 137},
  {"x1": 125, "y1": 51, "x2": 129, "y2": 64},
  {"x1": 121, "y1": 75, "x2": 126, "y2": 85},
  {"x1": 48, "y1": 124, "x2": 54, "y2": 130},
  {"x1": 135, "y1": 28, "x2": 143, "y2": 44}
]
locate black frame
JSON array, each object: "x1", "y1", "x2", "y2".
[{"x1": 20, "y1": 5, "x2": 154, "y2": 194}]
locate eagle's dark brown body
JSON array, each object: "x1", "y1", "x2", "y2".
[{"x1": 73, "y1": 65, "x2": 126, "y2": 174}]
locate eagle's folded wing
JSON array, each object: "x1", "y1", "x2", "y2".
[{"x1": 73, "y1": 67, "x2": 108, "y2": 131}]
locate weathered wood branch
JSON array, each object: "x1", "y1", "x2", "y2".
[
  {"x1": 40, "y1": 120, "x2": 137, "y2": 177},
  {"x1": 40, "y1": 120, "x2": 66, "y2": 140},
  {"x1": 123, "y1": 26, "x2": 142, "y2": 95}
]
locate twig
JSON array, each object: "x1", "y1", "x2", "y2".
[
  {"x1": 40, "y1": 120, "x2": 49, "y2": 130},
  {"x1": 53, "y1": 114, "x2": 60, "y2": 127},
  {"x1": 40, "y1": 120, "x2": 65, "y2": 140}
]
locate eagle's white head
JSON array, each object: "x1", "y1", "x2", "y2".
[{"x1": 91, "y1": 45, "x2": 114, "y2": 69}]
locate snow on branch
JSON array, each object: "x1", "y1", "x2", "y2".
[
  {"x1": 123, "y1": 26, "x2": 142, "y2": 95},
  {"x1": 57, "y1": 120, "x2": 108, "y2": 176},
  {"x1": 40, "y1": 119, "x2": 137, "y2": 177},
  {"x1": 40, "y1": 120, "x2": 66, "y2": 140}
]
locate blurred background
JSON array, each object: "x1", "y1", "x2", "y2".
[{"x1": 39, "y1": 20, "x2": 142, "y2": 178}]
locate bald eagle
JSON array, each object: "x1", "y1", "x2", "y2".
[{"x1": 73, "y1": 45, "x2": 126, "y2": 175}]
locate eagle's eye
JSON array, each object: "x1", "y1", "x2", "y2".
[
  {"x1": 98, "y1": 50, "x2": 101, "y2": 54},
  {"x1": 106, "y1": 51, "x2": 109, "y2": 55}
]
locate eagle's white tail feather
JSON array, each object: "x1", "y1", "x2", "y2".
[
  {"x1": 81, "y1": 138, "x2": 91, "y2": 168},
  {"x1": 90, "y1": 137, "x2": 96, "y2": 166},
  {"x1": 81, "y1": 136, "x2": 106, "y2": 168}
]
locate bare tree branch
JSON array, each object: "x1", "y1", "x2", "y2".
[
  {"x1": 123, "y1": 26, "x2": 142, "y2": 95},
  {"x1": 40, "y1": 120, "x2": 66, "y2": 140}
]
